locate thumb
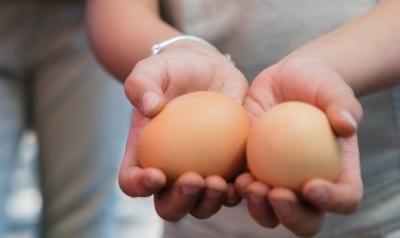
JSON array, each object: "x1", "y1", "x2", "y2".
[
  {"x1": 124, "y1": 56, "x2": 167, "y2": 118},
  {"x1": 317, "y1": 80, "x2": 363, "y2": 137}
]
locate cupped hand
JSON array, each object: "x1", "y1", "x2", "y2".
[
  {"x1": 236, "y1": 56, "x2": 364, "y2": 237},
  {"x1": 119, "y1": 40, "x2": 248, "y2": 221}
]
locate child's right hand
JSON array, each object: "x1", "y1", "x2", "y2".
[{"x1": 118, "y1": 40, "x2": 249, "y2": 221}]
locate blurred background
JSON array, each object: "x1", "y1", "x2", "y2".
[{"x1": 5, "y1": 130, "x2": 163, "y2": 238}]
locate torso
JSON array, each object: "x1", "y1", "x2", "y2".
[{"x1": 161, "y1": 1, "x2": 400, "y2": 237}]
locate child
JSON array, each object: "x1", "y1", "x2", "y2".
[{"x1": 87, "y1": 0, "x2": 400, "y2": 236}]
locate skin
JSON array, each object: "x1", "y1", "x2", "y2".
[
  {"x1": 237, "y1": 0, "x2": 400, "y2": 236},
  {"x1": 87, "y1": 0, "x2": 247, "y2": 221},
  {"x1": 86, "y1": 0, "x2": 400, "y2": 236},
  {"x1": 236, "y1": 60, "x2": 363, "y2": 236},
  {"x1": 118, "y1": 41, "x2": 248, "y2": 220}
]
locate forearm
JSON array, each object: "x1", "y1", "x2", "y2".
[
  {"x1": 288, "y1": 0, "x2": 400, "y2": 97},
  {"x1": 86, "y1": 0, "x2": 181, "y2": 81}
]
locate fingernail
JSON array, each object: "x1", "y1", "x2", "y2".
[
  {"x1": 142, "y1": 176, "x2": 159, "y2": 189},
  {"x1": 206, "y1": 189, "x2": 223, "y2": 199},
  {"x1": 142, "y1": 91, "x2": 160, "y2": 114},
  {"x1": 180, "y1": 185, "x2": 201, "y2": 196},
  {"x1": 308, "y1": 186, "x2": 328, "y2": 204},
  {"x1": 271, "y1": 200, "x2": 292, "y2": 217},
  {"x1": 341, "y1": 110, "x2": 357, "y2": 129},
  {"x1": 248, "y1": 194, "x2": 265, "y2": 205}
]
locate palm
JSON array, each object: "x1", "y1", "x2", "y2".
[{"x1": 153, "y1": 46, "x2": 247, "y2": 102}]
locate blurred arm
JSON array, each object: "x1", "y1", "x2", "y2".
[
  {"x1": 288, "y1": 0, "x2": 400, "y2": 96},
  {"x1": 86, "y1": 0, "x2": 181, "y2": 81}
]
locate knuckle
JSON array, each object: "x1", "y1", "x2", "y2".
[
  {"x1": 294, "y1": 224, "x2": 322, "y2": 237},
  {"x1": 118, "y1": 171, "x2": 152, "y2": 198},
  {"x1": 332, "y1": 197, "x2": 361, "y2": 215},
  {"x1": 295, "y1": 229, "x2": 319, "y2": 238},
  {"x1": 156, "y1": 208, "x2": 182, "y2": 222},
  {"x1": 124, "y1": 58, "x2": 152, "y2": 87},
  {"x1": 342, "y1": 190, "x2": 363, "y2": 214},
  {"x1": 191, "y1": 213, "x2": 208, "y2": 219},
  {"x1": 291, "y1": 213, "x2": 324, "y2": 237},
  {"x1": 133, "y1": 58, "x2": 151, "y2": 73},
  {"x1": 191, "y1": 210, "x2": 215, "y2": 220},
  {"x1": 126, "y1": 61, "x2": 145, "y2": 83},
  {"x1": 123, "y1": 77, "x2": 139, "y2": 103},
  {"x1": 256, "y1": 217, "x2": 279, "y2": 228},
  {"x1": 354, "y1": 100, "x2": 364, "y2": 119},
  {"x1": 124, "y1": 58, "x2": 156, "y2": 105},
  {"x1": 224, "y1": 198, "x2": 241, "y2": 207},
  {"x1": 343, "y1": 200, "x2": 361, "y2": 215},
  {"x1": 118, "y1": 179, "x2": 137, "y2": 197},
  {"x1": 264, "y1": 219, "x2": 280, "y2": 229}
]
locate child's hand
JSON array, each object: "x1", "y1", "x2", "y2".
[
  {"x1": 119, "y1": 40, "x2": 248, "y2": 221},
  {"x1": 235, "y1": 56, "x2": 364, "y2": 236}
]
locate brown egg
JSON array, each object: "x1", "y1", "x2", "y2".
[
  {"x1": 247, "y1": 101, "x2": 342, "y2": 191},
  {"x1": 138, "y1": 91, "x2": 251, "y2": 182}
]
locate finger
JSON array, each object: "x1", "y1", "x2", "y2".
[
  {"x1": 121, "y1": 110, "x2": 148, "y2": 168},
  {"x1": 243, "y1": 68, "x2": 277, "y2": 120},
  {"x1": 303, "y1": 136, "x2": 363, "y2": 214},
  {"x1": 234, "y1": 172, "x2": 256, "y2": 197},
  {"x1": 245, "y1": 182, "x2": 279, "y2": 228},
  {"x1": 119, "y1": 111, "x2": 166, "y2": 196},
  {"x1": 302, "y1": 178, "x2": 363, "y2": 215},
  {"x1": 269, "y1": 188, "x2": 324, "y2": 237},
  {"x1": 223, "y1": 183, "x2": 242, "y2": 207},
  {"x1": 124, "y1": 56, "x2": 168, "y2": 117},
  {"x1": 154, "y1": 172, "x2": 205, "y2": 221},
  {"x1": 190, "y1": 176, "x2": 228, "y2": 219},
  {"x1": 118, "y1": 167, "x2": 166, "y2": 197},
  {"x1": 216, "y1": 67, "x2": 249, "y2": 104},
  {"x1": 276, "y1": 60, "x2": 363, "y2": 136},
  {"x1": 315, "y1": 79, "x2": 363, "y2": 137}
]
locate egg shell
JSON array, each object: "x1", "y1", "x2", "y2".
[
  {"x1": 247, "y1": 101, "x2": 342, "y2": 191},
  {"x1": 138, "y1": 91, "x2": 251, "y2": 182}
]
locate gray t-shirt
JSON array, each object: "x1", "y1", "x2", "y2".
[{"x1": 161, "y1": 1, "x2": 400, "y2": 237}]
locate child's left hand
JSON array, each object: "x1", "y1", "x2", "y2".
[{"x1": 235, "y1": 56, "x2": 364, "y2": 237}]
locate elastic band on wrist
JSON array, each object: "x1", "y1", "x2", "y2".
[
  {"x1": 151, "y1": 35, "x2": 234, "y2": 65},
  {"x1": 152, "y1": 35, "x2": 217, "y2": 55}
]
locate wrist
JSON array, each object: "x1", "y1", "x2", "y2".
[
  {"x1": 282, "y1": 47, "x2": 358, "y2": 90},
  {"x1": 162, "y1": 39, "x2": 218, "y2": 53},
  {"x1": 278, "y1": 50, "x2": 358, "y2": 95},
  {"x1": 151, "y1": 35, "x2": 234, "y2": 64},
  {"x1": 152, "y1": 35, "x2": 219, "y2": 55}
]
